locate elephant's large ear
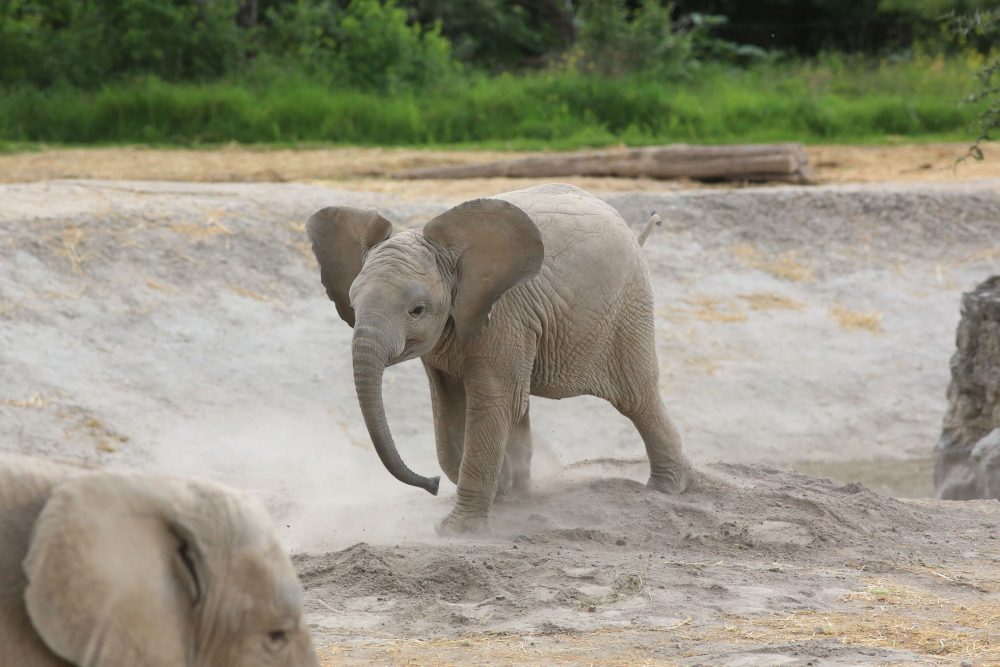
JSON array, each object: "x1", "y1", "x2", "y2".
[
  {"x1": 307, "y1": 206, "x2": 394, "y2": 327},
  {"x1": 424, "y1": 198, "x2": 543, "y2": 342},
  {"x1": 23, "y1": 473, "x2": 207, "y2": 667}
]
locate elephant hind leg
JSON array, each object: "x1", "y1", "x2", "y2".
[
  {"x1": 626, "y1": 400, "x2": 690, "y2": 494},
  {"x1": 602, "y1": 320, "x2": 690, "y2": 494}
]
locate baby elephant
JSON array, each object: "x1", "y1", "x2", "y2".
[
  {"x1": 0, "y1": 453, "x2": 319, "y2": 667},
  {"x1": 308, "y1": 183, "x2": 691, "y2": 535}
]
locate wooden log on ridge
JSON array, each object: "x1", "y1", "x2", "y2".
[{"x1": 395, "y1": 143, "x2": 811, "y2": 183}]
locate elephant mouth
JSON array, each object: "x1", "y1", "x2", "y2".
[{"x1": 392, "y1": 349, "x2": 422, "y2": 365}]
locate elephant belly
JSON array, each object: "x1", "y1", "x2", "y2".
[{"x1": 529, "y1": 282, "x2": 651, "y2": 402}]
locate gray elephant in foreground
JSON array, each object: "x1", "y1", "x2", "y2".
[
  {"x1": 0, "y1": 453, "x2": 319, "y2": 667},
  {"x1": 308, "y1": 183, "x2": 692, "y2": 534}
]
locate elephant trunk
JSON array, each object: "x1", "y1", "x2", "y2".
[{"x1": 352, "y1": 325, "x2": 440, "y2": 495}]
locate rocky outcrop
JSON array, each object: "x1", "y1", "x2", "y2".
[{"x1": 934, "y1": 276, "x2": 1000, "y2": 500}]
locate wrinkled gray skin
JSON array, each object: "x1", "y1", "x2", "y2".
[
  {"x1": 308, "y1": 184, "x2": 691, "y2": 535},
  {"x1": 0, "y1": 453, "x2": 319, "y2": 667}
]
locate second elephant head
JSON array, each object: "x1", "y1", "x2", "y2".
[
  {"x1": 0, "y1": 454, "x2": 319, "y2": 667},
  {"x1": 307, "y1": 199, "x2": 544, "y2": 495}
]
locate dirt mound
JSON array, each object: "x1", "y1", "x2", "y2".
[
  {"x1": 294, "y1": 463, "x2": 994, "y2": 653},
  {"x1": 491, "y1": 464, "x2": 931, "y2": 556},
  {"x1": 298, "y1": 543, "x2": 503, "y2": 604}
]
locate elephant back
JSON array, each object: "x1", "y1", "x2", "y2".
[{"x1": 491, "y1": 183, "x2": 645, "y2": 288}]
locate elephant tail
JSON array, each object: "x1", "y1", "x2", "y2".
[{"x1": 637, "y1": 210, "x2": 662, "y2": 247}]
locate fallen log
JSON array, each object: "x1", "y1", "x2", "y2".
[{"x1": 395, "y1": 143, "x2": 811, "y2": 183}]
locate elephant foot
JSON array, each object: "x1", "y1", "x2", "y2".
[
  {"x1": 647, "y1": 466, "x2": 691, "y2": 495},
  {"x1": 435, "y1": 510, "x2": 490, "y2": 536}
]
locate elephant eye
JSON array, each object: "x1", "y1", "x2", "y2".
[
  {"x1": 265, "y1": 630, "x2": 289, "y2": 652},
  {"x1": 409, "y1": 304, "x2": 426, "y2": 317}
]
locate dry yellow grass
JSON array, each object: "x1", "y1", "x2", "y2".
[
  {"x1": 732, "y1": 245, "x2": 814, "y2": 283},
  {"x1": 830, "y1": 305, "x2": 883, "y2": 332},
  {"x1": 320, "y1": 628, "x2": 686, "y2": 667},
  {"x1": 659, "y1": 292, "x2": 806, "y2": 327},
  {"x1": 681, "y1": 296, "x2": 748, "y2": 323},
  {"x1": 166, "y1": 211, "x2": 233, "y2": 239},
  {"x1": 53, "y1": 226, "x2": 88, "y2": 273},
  {"x1": 953, "y1": 247, "x2": 1000, "y2": 267},
  {"x1": 0, "y1": 391, "x2": 49, "y2": 408},
  {"x1": 723, "y1": 579, "x2": 1000, "y2": 664},
  {"x1": 80, "y1": 415, "x2": 129, "y2": 454},
  {"x1": 145, "y1": 279, "x2": 175, "y2": 294},
  {"x1": 317, "y1": 576, "x2": 1000, "y2": 665},
  {"x1": 738, "y1": 292, "x2": 806, "y2": 311},
  {"x1": 230, "y1": 286, "x2": 278, "y2": 304}
]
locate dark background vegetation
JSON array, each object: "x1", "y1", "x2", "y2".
[{"x1": 0, "y1": 0, "x2": 996, "y2": 146}]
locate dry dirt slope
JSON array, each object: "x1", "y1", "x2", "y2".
[{"x1": 1, "y1": 179, "x2": 999, "y2": 664}]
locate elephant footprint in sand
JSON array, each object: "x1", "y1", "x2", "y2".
[{"x1": 308, "y1": 184, "x2": 692, "y2": 535}]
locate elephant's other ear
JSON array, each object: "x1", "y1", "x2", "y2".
[
  {"x1": 307, "y1": 206, "x2": 394, "y2": 327},
  {"x1": 424, "y1": 198, "x2": 543, "y2": 343},
  {"x1": 23, "y1": 473, "x2": 205, "y2": 667}
]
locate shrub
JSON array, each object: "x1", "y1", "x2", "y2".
[
  {"x1": 945, "y1": 9, "x2": 1000, "y2": 157},
  {"x1": 0, "y1": 0, "x2": 244, "y2": 87},
  {"x1": 261, "y1": 0, "x2": 457, "y2": 92},
  {"x1": 573, "y1": 0, "x2": 697, "y2": 79}
]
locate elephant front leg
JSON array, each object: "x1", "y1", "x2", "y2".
[
  {"x1": 425, "y1": 364, "x2": 466, "y2": 485},
  {"x1": 436, "y1": 383, "x2": 525, "y2": 535}
]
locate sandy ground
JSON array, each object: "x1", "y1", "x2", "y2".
[{"x1": 1, "y1": 176, "x2": 999, "y2": 664}]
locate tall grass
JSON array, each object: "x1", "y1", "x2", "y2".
[{"x1": 0, "y1": 55, "x2": 985, "y2": 148}]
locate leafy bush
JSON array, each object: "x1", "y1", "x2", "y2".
[
  {"x1": 402, "y1": 0, "x2": 575, "y2": 70},
  {"x1": 0, "y1": 0, "x2": 243, "y2": 87},
  {"x1": 0, "y1": 0, "x2": 455, "y2": 91},
  {"x1": 261, "y1": 0, "x2": 456, "y2": 92},
  {"x1": 945, "y1": 9, "x2": 999, "y2": 157},
  {"x1": 573, "y1": 0, "x2": 698, "y2": 79}
]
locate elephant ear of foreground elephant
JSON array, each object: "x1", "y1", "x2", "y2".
[
  {"x1": 308, "y1": 198, "x2": 544, "y2": 342},
  {"x1": 23, "y1": 474, "x2": 206, "y2": 665},
  {"x1": 21, "y1": 470, "x2": 318, "y2": 667}
]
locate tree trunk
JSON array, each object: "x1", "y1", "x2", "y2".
[
  {"x1": 394, "y1": 143, "x2": 811, "y2": 183},
  {"x1": 934, "y1": 275, "x2": 1000, "y2": 500}
]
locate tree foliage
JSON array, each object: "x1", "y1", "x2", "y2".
[
  {"x1": 1, "y1": 0, "x2": 997, "y2": 92},
  {"x1": 261, "y1": 0, "x2": 455, "y2": 91},
  {"x1": 402, "y1": 0, "x2": 575, "y2": 70},
  {"x1": 0, "y1": 0, "x2": 244, "y2": 87},
  {"x1": 946, "y1": 8, "x2": 1000, "y2": 158}
]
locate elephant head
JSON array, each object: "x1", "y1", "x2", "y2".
[
  {"x1": 22, "y1": 471, "x2": 319, "y2": 667},
  {"x1": 307, "y1": 199, "x2": 544, "y2": 495}
]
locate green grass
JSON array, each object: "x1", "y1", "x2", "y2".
[{"x1": 0, "y1": 55, "x2": 986, "y2": 148}]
